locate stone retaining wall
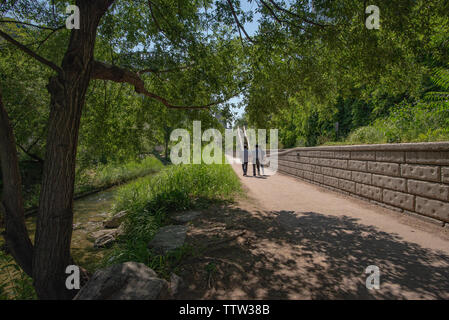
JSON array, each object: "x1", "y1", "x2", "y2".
[{"x1": 277, "y1": 142, "x2": 449, "y2": 226}]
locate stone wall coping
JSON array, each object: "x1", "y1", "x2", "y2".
[{"x1": 276, "y1": 142, "x2": 449, "y2": 156}]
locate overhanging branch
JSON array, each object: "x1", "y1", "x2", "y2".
[
  {"x1": 92, "y1": 61, "x2": 234, "y2": 109},
  {"x1": 226, "y1": 0, "x2": 254, "y2": 44}
]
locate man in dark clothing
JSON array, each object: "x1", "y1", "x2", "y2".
[
  {"x1": 253, "y1": 144, "x2": 261, "y2": 176},
  {"x1": 242, "y1": 145, "x2": 249, "y2": 176}
]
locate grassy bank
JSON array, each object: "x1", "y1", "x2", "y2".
[{"x1": 103, "y1": 163, "x2": 241, "y2": 278}]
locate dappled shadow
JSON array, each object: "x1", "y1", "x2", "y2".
[{"x1": 178, "y1": 205, "x2": 449, "y2": 300}]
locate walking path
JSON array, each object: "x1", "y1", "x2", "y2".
[{"x1": 179, "y1": 160, "x2": 449, "y2": 299}]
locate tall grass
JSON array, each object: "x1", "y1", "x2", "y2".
[{"x1": 103, "y1": 163, "x2": 241, "y2": 276}]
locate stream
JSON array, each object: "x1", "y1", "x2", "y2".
[{"x1": 24, "y1": 187, "x2": 119, "y2": 271}]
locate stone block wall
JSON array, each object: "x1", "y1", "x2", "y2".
[{"x1": 277, "y1": 142, "x2": 449, "y2": 226}]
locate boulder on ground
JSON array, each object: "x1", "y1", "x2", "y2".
[
  {"x1": 148, "y1": 225, "x2": 187, "y2": 255},
  {"x1": 103, "y1": 210, "x2": 128, "y2": 229},
  {"x1": 74, "y1": 262, "x2": 170, "y2": 300},
  {"x1": 171, "y1": 210, "x2": 201, "y2": 223}
]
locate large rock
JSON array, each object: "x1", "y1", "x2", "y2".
[
  {"x1": 171, "y1": 210, "x2": 201, "y2": 223},
  {"x1": 148, "y1": 225, "x2": 187, "y2": 254},
  {"x1": 74, "y1": 262, "x2": 170, "y2": 300},
  {"x1": 103, "y1": 211, "x2": 128, "y2": 229}
]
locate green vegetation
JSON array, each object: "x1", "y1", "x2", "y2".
[
  {"x1": 103, "y1": 163, "x2": 241, "y2": 278},
  {"x1": 345, "y1": 102, "x2": 449, "y2": 145},
  {"x1": 75, "y1": 156, "x2": 165, "y2": 195}
]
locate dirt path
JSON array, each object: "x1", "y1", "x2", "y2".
[{"x1": 178, "y1": 162, "x2": 449, "y2": 300}]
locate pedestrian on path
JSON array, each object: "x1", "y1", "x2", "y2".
[
  {"x1": 253, "y1": 144, "x2": 262, "y2": 176},
  {"x1": 242, "y1": 145, "x2": 249, "y2": 176}
]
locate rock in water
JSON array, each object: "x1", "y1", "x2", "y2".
[
  {"x1": 74, "y1": 262, "x2": 170, "y2": 300},
  {"x1": 103, "y1": 210, "x2": 128, "y2": 229},
  {"x1": 93, "y1": 233, "x2": 116, "y2": 248},
  {"x1": 171, "y1": 210, "x2": 201, "y2": 223},
  {"x1": 148, "y1": 225, "x2": 187, "y2": 254}
]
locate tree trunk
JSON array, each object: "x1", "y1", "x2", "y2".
[
  {"x1": 32, "y1": 0, "x2": 114, "y2": 300},
  {"x1": 0, "y1": 90, "x2": 34, "y2": 276}
]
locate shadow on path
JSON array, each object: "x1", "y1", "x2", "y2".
[{"x1": 178, "y1": 205, "x2": 449, "y2": 299}]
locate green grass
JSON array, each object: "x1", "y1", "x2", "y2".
[{"x1": 102, "y1": 163, "x2": 241, "y2": 278}]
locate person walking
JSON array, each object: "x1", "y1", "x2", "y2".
[
  {"x1": 253, "y1": 144, "x2": 261, "y2": 176},
  {"x1": 242, "y1": 144, "x2": 249, "y2": 176},
  {"x1": 259, "y1": 146, "x2": 266, "y2": 175}
]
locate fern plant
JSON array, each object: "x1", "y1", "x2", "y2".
[{"x1": 425, "y1": 66, "x2": 449, "y2": 101}]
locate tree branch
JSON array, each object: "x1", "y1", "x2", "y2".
[
  {"x1": 37, "y1": 25, "x2": 65, "y2": 49},
  {"x1": 147, "y1": 0, "x2": 163, "y2": 33},
  {"x1": 0, "y1": 29, "x2": 62, "y2": 73},
  {"x1": 259, "y1": 0, "x2": 306, "y2": 31},
  {"x1": 226, "y1": 0, "x2": 254, "y2": 44},
  {"x1": 266, "y1": 0, "x2": 327, "y2": 28},
  {"x1": 0, "y1": 19, "x2": 64, "y2": 31},
  {"x1": 17, "y1": 143, "x2": 44, "y2": 163},
  {"x1": 92, "y1": 61, "x2": 232, "y2": 109}
]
